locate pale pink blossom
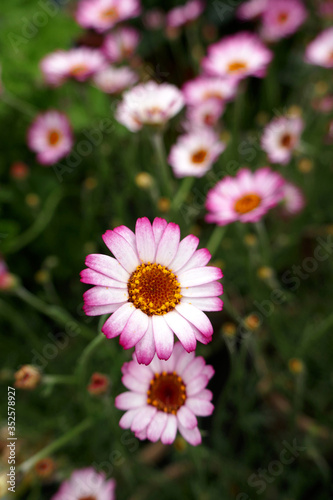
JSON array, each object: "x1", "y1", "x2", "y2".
[
  {"x1": 185, "y1": 99, "x2": 225, "y2": 129},
  {"x1": 102, "y1": 27, "x2": 141, "y2": 63},
  {"x1": 115, "y1": 342, "x2": 214, "y2": 446},
  {"x1": 76, "y1": 0, "x2": 140, "y2": 32},
  {"x1": 261, "y1": 116, "x2": 304, "y2": 165},
  {"x1": 237, "y1": 0, "x2": 267, "y2": 20},
  {"x1": 305, "y1": 27, "x2": 333, "y2": 68},
  {"x1": 280, "y1": 181, "x2": 305, "y2": 216},
  {"x1": 182, "y1": 76, "x2": 237, "y2": 105},
  {"x1": 166, "y1": 0, "x2": 205, "y2": 28},
  {"x1": 261, "y1": 0, "x2": 307, "y2": 42},
  {"x1": 93, "y1": 66, "x2": 138, "y2": 94},
  {"x1": 52, "y1": 468, "x2": 115, "y2": 500}
]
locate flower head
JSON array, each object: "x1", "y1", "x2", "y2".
[
  {"x1": 0, "y1": 256, "x2": 16, "y2": 291},
  {"x1": 202, "y1": 32, "x2": 272, "y2": 81},
  {"x1": 115, "y1": 343, "x2": 214, "y2": 446},
  {"x1": 305, "y1": 27, "x2": 333, "y2": 68},
  {"x1": 237, "y1": 0, "x2": 267, "y2": 20},
  {"x1": 205, "y1": 167, "x2": 285, "y2": 225},
  {"x1": 168, "y1": 129, "x2": 225, "y2": 178},
  {"x1": 76, "y1": 0, "x2": 140, "y2": 32},
  {"x1": 34, "y1": 458, "x2": 56, "y2": 479},
  {"x1": 102, "y1": 27, "x2": 140, "y2": 63},
  {"x1": 280, "y1": 181, "x2": 305, "y2": 216},
  {"x1": 182, "y1": 76, "x2": 238, "y2": 105},
  {"x1": 27, "y1": 111, "x2": 73, "y2": 166},
  {"x1": 261, "y1": 115, "x2": 304, "y2": 165},
  {"x1": 115, "y1": 81, "x2": 184, "y2": 132},
  {"x1": 81, "y1": 217, "x2": 223, "y2": 364},
  {"x1": 40, "y1": 48, "x2": 106, "y2": 86},
  {"x1": 166, "y1": 0, "x2": 205, "y2": 28},
  {"x1": 14, "y1": 365, "x2": 41, "y2": 390},
  {"x1": 185, "y1": 99, "x2": 225, "y2": 129},
  {"x1": 10, "y1": 161, "x2": 29, "y2": 180},
  {"x1": 93, "y1": 66, "x2": 138, "y2": 94},
  {"x1": 87, "y1": 372, "x2": 110, "y2": 395},
  {"x1": 52, "y1": 468, "x2": 115, "y2": 500},
  {"x1": 260, "y1": 0, "x2": 307, "y2": 42}
]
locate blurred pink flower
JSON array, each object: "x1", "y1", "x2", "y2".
[
  {"x1": 318, "y1": 0, "x2": 333, "y2": 17},
  {"x1": 237, "y1": 0, "x2": 267, "y2": 20},
  {"x1": 75, "y1": 0, "x2": 140, "y2": 32},
  {"x1": 280, "y1": 182, "x2": 305, "y2": 216},
  {"x1": 168, "y1": 128, "x2": 225, "y2": 178},
  {"x1": 40, "y1": 48, "x2": 106, "y2": 86},
  {"x1": 260, "y1": 0, "x2": 307, "y2": 42},
  {"x1": 81, "y1": 217, "x2": 223, "y2": 364},
  {"x1": 52, "y1": 468, "x2": 115, "y2": 500},
  {"x1": 261, "y1": 115, "x2": 304, "y2": 165},
  {"x1": 166, "y1": 0, "x2": 205, "y2": 28},
  {"x1": 305, "y1": 27, "x2": 333, "y2": 68},
  {"x1": 185, "y1": 99, "x2": 225, "y2": 129},
  {"x1": 0, "y1": 256, "x2": 16, "y2": 291},
  {"x1": 182, "y1": 76, "x2": 238, "y2": 105},
  {"x1": 205, "y1": 167, "x2": 285, "y2": 225},
  {"x1": 202, "y1": 32, "x2": 272, "y2": 81},
  {"x1": 115, "y1": 342, "x2": 214, "y2": 446},
  {"x1": 27, "y1": 111, "x2": 73, "y2": 166},
  {"x1": 102, "y1": 27, "x2": 141, "y2": 63},
  {"x1": 93, "y1": 66, "x2": 138, "y2": 94},
  {"x1": 115, "y1": 81, "x2": 184, "y2": 132},
  {"x1": 143, "y1": 8, "x2": 165, "y2": 30}
]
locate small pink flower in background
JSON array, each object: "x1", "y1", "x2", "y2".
[
  {"x1": 237, "y1": 0, "x2": 267, "y2": 20},
  {"x1": 202, "y1": 32, "x2": 273, "y2": 81},
  {"x1": 102, "y1": 27, "x2": 141, "y2": 63},
  {"x1": 260, "y1": 0, "x2": 307, "y2": 42},
  {"x1": 14, "y1": 365, "x2": 41, "y2": 390},
  {"x1": 205, "y1": 167, "x2": 285, "y2": 226},
  {"x1": 318, "y1": 0, "x2": 333, "y2": 17},
  {"x1": 182, "y1": 76, "x2": 238, "y2": 106},
  {"x1": 185, "y1": 99, "x2": 225, "y2": 129},
  {"x1": 10, "y1": 161, "x2": 29, "y2": 180},
  {"x1": 0, "y1": 256, "x2": 16, "y2": 291},
  {"x1": 115, "y1": 81, "x2": 185, "y2": 132},
  {"x1": 87, "y1": 372, "x2": 110, "y2": 395},
  {"x1": 81, "y1": 217, "x2": 223, "y2": 364},
  {"x1": 52, "y1": 468, "x2": 115, "y2": 500},
  {"x1": 168, "y1": 129, "x2": 225, "y2": 178},
  {"x1": 261, "y1": 116, "x2": 304, "y2": 165},
  {"x1": 93, "y1": 66, "x2": 138, "y2": 94},
  {"x1": 280, "y1": 182, "x2": 305, "y2": 216},
  {"x1": 166, "y1": 0, "x2": 205, "y2": 28},
  {"x1": 305, "y1": 28, "x2": 333, "y2": 68},
  {"x1": 76, "y1": 0, "x2": 140, "y2": 32},
  {"x1": 27, "y1": 111, "x2": 73, "y2": 166},
  {"x1": 115, "y1": 342, "x2": 214, "y2": 446},
  {"x1": 143, "y1": 8, "x2": 165, "y2": 30},
  {"x1": 41, "y1": 48, "x2": 106, "y2": 86}
]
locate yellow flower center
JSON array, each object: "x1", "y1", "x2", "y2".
[
  {"x1": 127, "y1": 262, "x2": 182, "y2": 316},
  {"x1": 48, "y1": 129, "x2": 61, "y2": 146},
  {"x1": 228, "y1": 60, "x2": 247, "y2": 73},
  {"x1": 69, "y1": 64, "x2": 88, "y2": 77},
  {"x1": 101, "y1": 7, "x2": 118, "y2": 20},
  {"x1": 79, "y1": 497, "x2": 96, "y2": 500},
  {"x1": 147, "y1": 371, "x2": 186, "y2": 414},
  {"x1": 191, "y1": 149, "x2": 208, "y2": 164},
  {"x1": 278, "y1": 11, "x2": 288, "y2": 23},
  {"x1": 234, "y1": 193, "x2": 261, "y2": 214}
]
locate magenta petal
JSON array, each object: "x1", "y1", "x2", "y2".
[
  {"x1": 135, "y1": 320, "x2": 156, "y2": 365},
  {"x1": 164, "y1": 310, "x2": 196, "y2": 352},
  {"x1": 102, "y1": 302, "x2": 135, "y2": 339},
  {"x1": 161, "y1": 414, "x2": 177, "y2": 445},
  {"x1": 131, "y1": 406, "x2": 157, "y2": 433},
  {"x1": 135, "y1": 217, "x2": 156, "y2": 263},
  {"x1": 152, "y1": 217, "x2": 168, "y2": 246},
  {"x1": 176, "y1": 303, "x2": 213, "y2": 337},
  {"x1": 152, "y1": 315, "x2": 174, "y2": 361},
  {"x1": 170, "y1": 234, "x2": 199, "y2": 272},
  {"x1": 146, "y1": 411, "x2": 168, "y2": 442},
  {"x1": 178, "y1": 423, "x2": 201, "y2": 446},
  {"x1": 177, "y1": 405, "x2": 197, "y2": 430},
  {"x1": 178, "y1": 266, "x2": 222, "y2": 287},
  {"x1": 102, "y1": 230, "x2": 139, "y2": 273},
  {"x1": 186, "y1": 398, "x2": 214, "y2": 416},
  {"x1": 155, "y1": 222, "x2": 180, "y2": 266},
  {"x1": 119, "y1": 309, "x2": 149, "y2": 349}
]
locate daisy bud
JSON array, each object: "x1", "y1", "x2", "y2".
[
  {"x1": 288, "y1": 358, "x2": 304, "y2": 374},
  {"x1": 34, "y1": 458, "x2": 56, "y2": 479},
  {"x1": 157, "y1": 197, "x2": 170, "y2": 213},
  {"x1": 14, "y1": 365, "x2": 41, "y2": 390},
  {"x1": 51, "y1": 468, "x2": 115, "y2": 500},
  {"x1": 222, "y1": 322, "x2": 237, "y2": 337},
  {"x1": 244, "y1": 314, "x2": 260, "y2": 331},
  {"x1": 87, "y1": 373, "x2": 110, "y2": 395},
  {"x1": 10, "y1": 162, "x2": 29, "y2": 180}
]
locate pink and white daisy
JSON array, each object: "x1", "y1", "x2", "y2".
[
  {"x1": 185, "y1": 99, "x2": 225, "y2": 129},
  {"x1": 52, "y1": 468, "x2": 115, "y2": 500},
  {"x1": 182, "y1": 76, "x2": 238, "y2": 106},
  {"x1": 81, "y1": 217, "x2": 223, "y2": 364},
  {"x1": 237, "y1": 0, "x2": 267, "y2": 20},
  {"x1": 260, "y1": 0, "x2": 307, "y2": 42},
  {"x1": 305, "y1": 27, "x2": 333, "y2": 68},
  {"x1": 168, "y1": 129, "x2": 225, "y2": 178},
  {"x1": 27, "y1": 111, "x2": 73, "y2": 166},
  {"x1": 115, "y1": 81, "x2": 185, "y2": 132},
  {"x1": 102, "y1": 27, "x2": 141, "y2": 63},
  {"x1": 166, "y1": 0, "x2": 205, "y2": 28},
  {"x1": 280, "y1": 181, "x2": 305, "y2": 216},
  {"x1": 202, "y1": 32, "x2": 273, "y2": 81},
  {"x1": 115, "y1": 342, "x2": 214, "y2": 446},
  {"x1": 261, "y1": 116, "x2": 304, "y2": 165},
  {"x1": 93, "y1": 66, "x2": 138, "y2": 94},
  {"x1": 75, "y1": 0, "x2": 140, "y2": 33},
  {"x1": 205, "y1": 167, "x2": 285, "y2": 225},
  {"x1": 40, "y1": 48, "x2": 106, "y2": 86}
]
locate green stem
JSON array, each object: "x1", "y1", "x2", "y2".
[
  {"x1": 171, "y1": 177, "x2": 195, "y2": 213},
  {"x1": 43, "y1": 375, "x2": 77, "y2": 385},
  {"x1": 75, "y1": 331, "x2": 105, "y2": 386},
  {"x1": 14, "y1": 286, "x2": 93, "y2": 339},
  {"x1": 3, "y1": 189, "x2": 63, "y2": 254},
  {"x1": 18, "y1": 418, "x2": 93, "y2": 473},
  {"x1": 254, "y1": 220, "x2": 271, "y2": 265},
  {"x1": 151, "y1": 132, "x2": 174, "y2": 199},
  {"x1": 206, "y1": 225, "x2": 227, "y2": 258}
]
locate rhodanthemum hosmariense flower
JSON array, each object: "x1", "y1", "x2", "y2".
[
  {"x1": 52, "y1": 468, "x2": 116, "y2": 500},
  {"x1": 81, "y1": 217, "x2": 223, "y2": 364},
  {"x1": 115, "y1": 342, "x2": 214, "y2": 446}
]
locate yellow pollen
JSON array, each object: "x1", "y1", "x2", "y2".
[
  {"x1": 147, "y1": 372, "x2": 187, "y2": 413},
  {"x1": 48, "y1": 129, "x2": 61, "y2": 146},
  {"x1": 101, "y1": 7, "x2": 118, "y2": 20},
  {"x1": 228, "y1": 60, "x2": 247, "y2": 73},
  {"x1": 191, "y1": 149, "x2": 208, "y2": 164},
  {"x1": 69, "y1": 64, "x2": 88, "y2": 77},
  {"x1": 127, "y1": 262, "x2": 182, "y2": 316},
  {"x1": 234, "y1": 193, "x2": 261, "y2": 214}
]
